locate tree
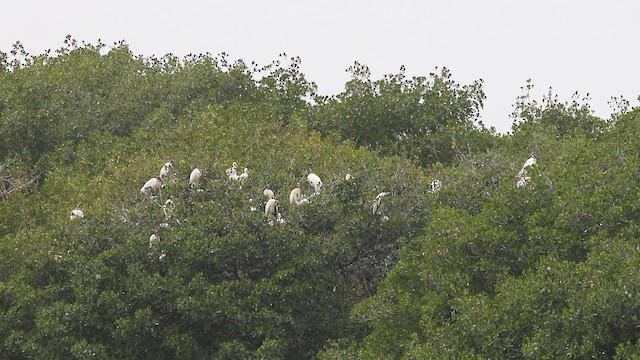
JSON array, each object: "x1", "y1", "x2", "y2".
[
  {"x1": 310, "y1": 63, "x2": 494, "y2": 166},
  {"x1": 510, "y1": 79, "x2": 608, "y2": 140},
  {"x1": 337, "y1": 108, "x2": 640, "y2": 358}
]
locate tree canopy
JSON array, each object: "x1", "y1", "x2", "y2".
[{"x1": 1, "y1": 38, "x2": 639, "y2": 359}]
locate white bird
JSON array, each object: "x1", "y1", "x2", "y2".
[
  {"x1": 159, "y1": 162, "x2": 173, "y2": 179},
  {"x1": 372, "y1": 192, "x2": 389, "y2": 215},
  {"x1": 516, "y1": 156, "x2": 537, "y2": 187},
  {"x1": 516, "y1": 176, "x2": 531, "y2": 188},
  {"x1": 162, "y1": 198, "x2": 175, "y2": 220},
  {"x1": 226, "y1": 168, "x2": 238, "y2": 180},
  {"x1": 141, "y1": 177, "x2": 163, "y2": 195},
  {"x1": 289, "y1": 187, "x2": 301, "y2": 204},
  {"x1": 237, "y1": 168, "x2": 250, "y2": 182},
  {"x1": 263, "y1": 188, "x2": 275, "y2": 200},
  {"x1": 430, "y1": 180, "x2": 442, "y2": 193},
  {"x1": 225, "y1": 162, "x2": 239, "y2": 180},
  {"x1": 70, "y1": 209, "x2": 84, "y2": 220},
  {"x1": 307, "y1": 173, "x2": 323, "y2": 195},
  {"x1": 149, "y1": 233, "x2": 159, "y2": 247},
  {"x1": 518, "y1": 156, "x2": 537, "y2": 177},
  {"x1": 189, "y1": 168, "x2": 202, "y2": 188},
  {"x1": 345, "y1": 172, "x2": 353, "y2": 181},
  {"x1": 289, "y1": 187, "x2": 309, "y2": 205},
  {"x1": 265, "y1": 198, "x2": 279, "y2": 221}
]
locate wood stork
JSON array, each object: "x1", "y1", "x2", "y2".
[
  {"x1": 372, "y1": 192, "x2": 389, "y2": 215},
  {"x1": 516, "y1": 156, "x2": 537, "y2": 187},
  {"x1": 289, "y1": 187, "x2": 309, "y2": 205},
  {"x1": 162, "y1": 198, "x2": 175, "y2": 220},
  {"x1": 226, "y1": 162, "x2": 239, "y2": 180},
  {"x1": 518, "y1": 156, "x2": 537, "y2": 177},
  {"x1": 263, "y1": 188, "x2": 275, "y2": 200},
  {"x1": 141, "y1": 177, "x2": 163, "y2": 195},
  {"x1": 307, "y1": 173, "x2": 323, "y2": 195},
  {"x1": 516, "y1": 176, "x2": 531, "y2": 188},
  {"x1": 265, "y1": 198, "x2": 279, "y2": 220},
  {"x1": 159, "y1": 162, "x2": 173, "y2": 179},
  {"x1": 237, "y1": 168, "x2": 250, "y2": 182},
  {"x1": 430, "y1": 180, "x2": 442, "y2": 193},
  {"x1": 189, "y1": 168, "x2": 202, "y2": 188},
  {"x1": 70, "y1": 209, "x2": 84, "y2": 220},
  {"x1": 149, "y1": 233, "x2": 159, "y2": 247},
  {"x1": 226, "y1": 168, "x2": 238, "y2": 180}
]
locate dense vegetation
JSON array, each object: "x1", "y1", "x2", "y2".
[{"x1": 1, "y1": 38, "x2": 639, "y2": 359}]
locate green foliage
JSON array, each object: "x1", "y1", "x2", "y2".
[
  {"x1": 511, "y1": 79, "x2": 609, "y2": 139},
  {"x1": 0, "y1": 97, "x2": 434, "y2": 358},
  {"x1": 2, "y1": 37, "x2": 640, "y2": 359},
  {"x1": 347, "y1": 109, "x2": 640, "y2": 358},
  {"x1": 310, "y1": 63, "x2": 495, "y2": 166}
]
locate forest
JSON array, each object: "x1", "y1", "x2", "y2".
[{"x1": 1, "y1": 37, "x2": 640, "y2": 359}]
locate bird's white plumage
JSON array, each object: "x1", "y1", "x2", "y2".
[
  {"x1": 226, "y1": 168, "x2": 238, "y2": 180},
  {"x1": 516, "y1": 156, "x2": 537, "y2": 187},
  {"x1": 523, "y1": 156, "x2": 537, "y2": 168},
  {"x1": 237, "y1": 168, "x2": 249, "y2": 181},
  {"x1": 163, "y1": 198, "x2": 175, "y2": 220},
  {"x1": 372, "y1": 192, "x2": 389, "y2": 215},
  {"x1": 430, "y1": 180, "x2": 442, "y2": 193},
  {"x1": 289, "y1": 187, "x2": 301, "y2": 204},
  {"x1": 226, "y1": 162, "x2": 240, "y2": 180},
  {"x1": 189, "y1": 168, "x2": 202, "y2": 188},
  {"x1": 159, "y1": 162, "x2": 172, "y2": 178},
  {"x1": 263, "y1": 188, "x2": 275, "y2": 200},
  {"x1": 289, "y1": 187, "x2": 309, "y2": 205},
  {"x1": 70, "y1": 209, "x2": 84, "y2": 220},
  {"x1": 149, "y1": 233, "x2": 159, "y2": 246},
  {"x1": 307, "y1": 173, "x2": 323, "y2": 194},
  {"x1": 516, "y1": 176, "x2": 531, "y2": 188},
  {"x1": 518, "y1": 156, "x2": 537, "y2": 177},
  {"x1": 265, "y1": 198, "x2": 279, "y2": 220},
  {"x1": 141, "y1": 177, "x2": 163, "y2": 194}
]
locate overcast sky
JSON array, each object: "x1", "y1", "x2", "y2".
[{"x1": 2, "y1": 0, "x2": 638, "y2": 133}]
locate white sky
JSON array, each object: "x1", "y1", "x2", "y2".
[{"x1": 2, "y1": 0, "x2": 639, "y2": 133}]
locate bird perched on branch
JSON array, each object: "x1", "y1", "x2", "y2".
[
  {"x1": 141, "y1": 177, "x2": 163, "y2": 195},
  {"x1": 372, "y1": 192, "x2": 389, "y2": 215},
  {"x1": 237, "y1": 168, "x2": 250, "y2": 182},
  {"x1": 70, "y1": 209, "x2": 84, "y2": 220},
  {"x1": 265, "y1": 198, "x2": 279, "y2": 221},
  {"x1": 159, "y1": 162, "x2": 173, "y2": 179},
  {"x1": 307, "y1": 172, "x2": 323, "y2": 195},
  {"x1": 289, "y1": 186, "x2": 309, "y2": 205},
  {"x1": 518, "y1": 156, "x2": 537, "y2": 178},
  {"x1": 189, "y1": 168, "x2": 202, "y2": 188},
  {"x1": 263, "y1": 188, "x2": 275, "y2": 200},
  {"x1": 430, "y1": 180, "x2": 442, "y2": 193},
  {"x1": 226, "y1": 162, "x2": 239, "y2": 180},
  {"x1": 516, "y1": 156, "x2": 537, "y2": 188}
]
